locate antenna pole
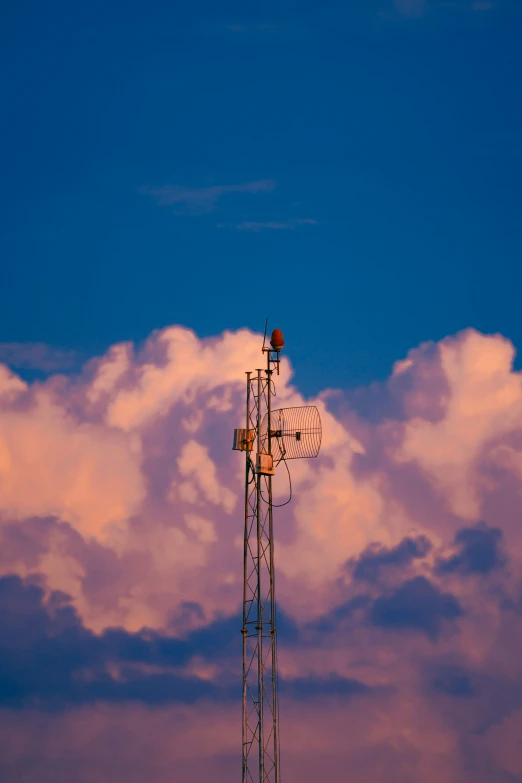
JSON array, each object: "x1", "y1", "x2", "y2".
[
  {"x1": 242, "y1": 372, "x2": 251, "y2": 783},
  {"x1": 266, "y1": 345, "x2": 280, "y2": 783},
  {"x1": 242, "y1": 356, "x2": 280, "y2": 783},
  {"x1": 236, "y1": 326, "x2": 321, "y2": 783},
  {"x1": 256, "y1": 367, "x2": 264, "y2": 783}
]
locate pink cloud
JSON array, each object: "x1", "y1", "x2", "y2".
[
  {"x1": 1, "y1": 325, "x2": 522, "y2": 780},
  {"x1": 2, "y1": 325, "x2": 522, "y2": 628}
]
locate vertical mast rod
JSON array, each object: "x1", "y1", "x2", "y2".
[
  {"x1": 242, "y1": 353, "x2": 280, "y2": 783},
  {"x1": 266, "y1": 349, "x2": 280, "y2": 783},
  {"x1": 256, "y1": 368, "x2": 264, "y2": 783},
  {"x1": 242, "y1": 372, "x2": 251, "y2": 783}
]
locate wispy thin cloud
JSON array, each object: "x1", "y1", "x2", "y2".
[
  {"x1": 470, "y1": 1, "x2": 493, "y2": 10},
  {"x1": 142, "y1": 180, "x2": 276, "y2": 215},
  {"x1": 392, "y1": 0, "x2": 494, "y2": 16},
  {"x1": 223, "y1": 23, "x2": 278, "y2": 34},
  {"x1": 394, "y1": 0, "x2": 426, "y2": 17},
  {"x1": 219, "y1": 218, "x2": 318, "y2": 232},
  {"x1": 0, "y1": 343, "x2": 79, "y2": 372},
  {"x1": 439, "y1": 0, "x2": 494, "y2": 8}
]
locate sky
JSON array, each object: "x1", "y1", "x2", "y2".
[
  {"x1": 2, "y1": 0, "x2": 522, "y2": 393},
  {"x1": 1, "y1": 1, "x2": 522, "y2": 781}
]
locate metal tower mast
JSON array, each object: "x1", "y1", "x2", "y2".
[
  {"x1": 241, "y1": 342, "x2": 280, "y2": 783},
  {"x1": 233, "y1": 328, "x2": 322, "y2": 783}
]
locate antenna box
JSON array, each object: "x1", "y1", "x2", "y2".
[
  {"x1": 232, "y1": 428, "x2": 255, "y2": 452},
  {"x1": 255, "y1": 453, "x2": 274, "y2": 476}
]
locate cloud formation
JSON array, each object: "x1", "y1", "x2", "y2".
[
  {"x1": 394, "y1": 0, "x2": 426, "y2": 16},
  {"x1": 370, "y1": 575, "x2": 462, "y2": 638},
  {"x1": 436, "y1": 522, "x2": 505, "y2": 575},
  {"x1": 392, "y1": 0, "x2": 494, "y2": 16},
  {"x1": 142, "y1": 180, "x2": 276, "y2": 214},
  {"x1": 1, "y1": 325, "x2": 522, "y2": 781},
  {"x1": 352, "y1": 535, "x2": 432, "y2": 582},
  {"x1": 0, "y1": 343, "x2": 79, "y2": 372},
  {"x1": 219, "y1": 218, "x2": 318, "y2": 231}
]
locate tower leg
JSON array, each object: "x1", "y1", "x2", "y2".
[{"x1": 242, "y1": 366, "x2": 280, "y2": 783}]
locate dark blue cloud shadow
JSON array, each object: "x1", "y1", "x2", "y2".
[
  {"x1": 370, "y1": 576, "x2": 462, "y2": 639},
  {"x1": 431, "y1": 666, "x2": 475, "y2": 698},
  {"x1": 0, "y1": 575, "x2": 371, "y2": 710},
  {"x1": 436, "y1": 522, "x2": 505, "y2": 576},
  {"x1": 352, "y1": 535, "x2": 432, "y2": 582}
]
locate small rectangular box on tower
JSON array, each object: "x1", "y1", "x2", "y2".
[
  {"x1": 232, "y1": 428, "x2": 255, "y2": 452},
  {"x1": 255, "y1": 453, "x2": 274, "y2": 476}
]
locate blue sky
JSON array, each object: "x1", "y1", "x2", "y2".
[{"x1": 1, "y1": 0, "x2": 521, "y2": 394}]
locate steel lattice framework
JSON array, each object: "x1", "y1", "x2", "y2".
[
  {"x1": 242, "y1": 363, "x2": 280, "y2": 783},
  {"x1": 236, "y1": 330, "x2": 322, "y2": 783}
]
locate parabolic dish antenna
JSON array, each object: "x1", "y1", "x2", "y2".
[{"x1": 260, "y1": 405, "x2": 322, "y2": 461}]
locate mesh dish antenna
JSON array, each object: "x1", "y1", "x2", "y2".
[{"x1": 260, "y1": 405, "x2": 322, "y2": 461}]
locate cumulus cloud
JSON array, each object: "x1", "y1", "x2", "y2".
[
  {"x1": 394, "y1": 330, "x2": 522, "y2": 520},
  {"x1": 0, "y1": 324, "x2": 522, "y2": 780},
  {"x1": 0, "y1": 574, "x2": 235, "y2": 708},
  {"x1": 0, "y1": 392, "x2": 145, "y2": 540},
  {"x1": 177, "y1": 440, "x2": 236, "y2": 514}
]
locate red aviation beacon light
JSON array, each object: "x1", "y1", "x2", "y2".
[
  {"x1": 262, "y1": 327, "x2": 284, "y2": 375},
  {"x1": 269, "y1": 328, "x2": 284, "y2": 352}
]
